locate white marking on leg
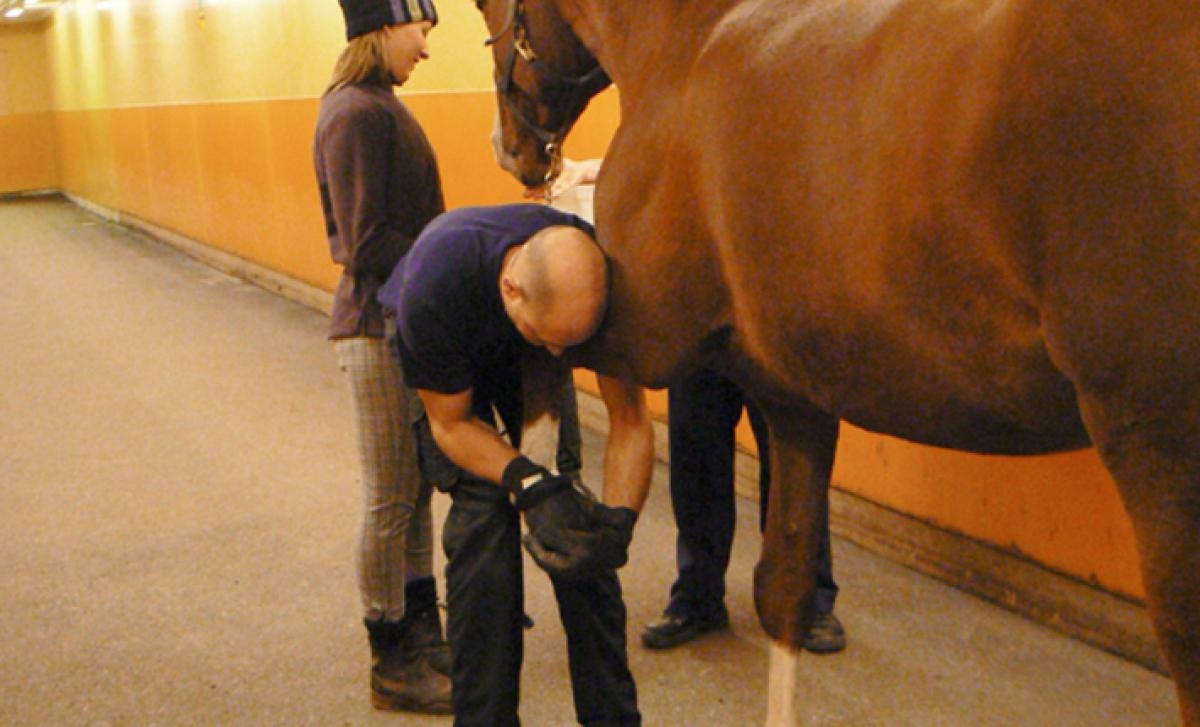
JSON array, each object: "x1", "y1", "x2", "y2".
[{"x1": 766, "y1": 639, "x2": 799, "y2": 727}]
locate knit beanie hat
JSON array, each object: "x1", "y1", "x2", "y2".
[{"x1": 339, "y1": 0, "x2": 438, "y2": 40}]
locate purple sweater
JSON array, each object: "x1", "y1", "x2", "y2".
[{"x1": 313, "y1": 82, "x2": 444, "y2": 339}]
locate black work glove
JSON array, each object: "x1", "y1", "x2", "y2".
[
  {"x1": 585, "y1": 503, "x2": 638, "y2": 572},
  {"x1": 502, "y1": 456, "x2": 636, "y2": 579},
  {"x1": 504, "y1": 455, "x2": 595, "y2": 571}
]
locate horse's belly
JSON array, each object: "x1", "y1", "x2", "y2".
[
  {"x1": 822, "y1": 343, "x2": 1090, "y2": 455},
  {"x1": 840, "y1": 392, "x2": 1090, "y2": 455}
]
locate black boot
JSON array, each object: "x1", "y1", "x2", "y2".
[
  {"x1": 364, "y1": 617, "x2": 452, "y2": 714},
  {"x1": 402, "y1": 577, "x2": 453, "y2": 677}
]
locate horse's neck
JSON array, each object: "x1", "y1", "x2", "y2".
[{"x1": 564, "y1": 0, "x2": 741, "y2": 99}]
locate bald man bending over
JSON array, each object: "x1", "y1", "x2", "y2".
[{"x1": 378, "y1": 204, "x2": 652, "y2": 727}]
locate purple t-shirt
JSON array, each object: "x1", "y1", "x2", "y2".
[{"x1": 378, "y1": 204, "x2": 593, "y2": 406}]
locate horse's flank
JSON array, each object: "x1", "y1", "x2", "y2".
[{"x1": 571, "y1": 0, "x2": 1198, "y2": 454}]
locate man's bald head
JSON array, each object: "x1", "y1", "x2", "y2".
[{"x1": 501, "y1": 225, "x2": 609, "y2": 356}]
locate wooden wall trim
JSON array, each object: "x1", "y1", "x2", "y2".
[
  {"x1": 827, "y1": 484, "x2": 1165, "y2": 674},
  {"x1": 66, "y1": 192, "x2": 333, "y2": 316}
]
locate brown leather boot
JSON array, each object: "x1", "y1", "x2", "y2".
[
  {"x1": 404, "y1": 604, "x2": 453, "y2": 677},
  {"x1": 401, "y1": 577, "x2": 452, "y2": 677},
  {"x1": 365, "y1": 618, "x2": 453, "y2": 714}
]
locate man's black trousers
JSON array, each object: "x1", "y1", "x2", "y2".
[{"x1": 442, "y1": 478, "x2": 640, "y2": 726}]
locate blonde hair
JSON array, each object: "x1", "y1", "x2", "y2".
[{"x1": 324, "y1": 30, "x2": 391, "y2": 95}]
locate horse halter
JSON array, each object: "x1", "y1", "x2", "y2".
[{"x1": 483, "y1": 0, "x2": 610, "y2": 192}]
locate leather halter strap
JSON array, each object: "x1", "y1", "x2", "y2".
[{"x1": 484, "y1": 0, "x2": 610, "y2": 188}]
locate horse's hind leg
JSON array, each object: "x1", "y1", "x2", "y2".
[{"x1": 1080, "y1": 391, "x2": 1200, "y2": 725}]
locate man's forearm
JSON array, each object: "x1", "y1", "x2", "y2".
[
  {"x1": 429, "y1": 415, "x2": 519, "y2": 486},
  {"x1": 597, "y1": 374, "x2": 654, "y2": 511}
]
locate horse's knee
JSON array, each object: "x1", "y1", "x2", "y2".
[{"x1": 754, "y1": 556, "x2": 816, "y2": 648}]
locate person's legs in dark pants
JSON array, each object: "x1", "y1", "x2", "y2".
[
  {"x1": 482, "y1": 374, "x2": 638, "y2": 721},
  {"x1": 552, "y1": 572, "x2": 641, "y2": 726},
  {"x1": 643, "y1": 368, "x2": 743, "y2": 648},
  {"x1": 442, "y1": 478, "x2": 525, "y2": 726},
  {"x1": 805, "y1": 516, "x2": 845, "y2": 652},
  {"x1": 666, "y1": 368, "x2": 745, "y2": 619}
]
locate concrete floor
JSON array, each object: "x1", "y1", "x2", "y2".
[{"x1": 0, "y1": 195, "x2": 1180, "y2": 725}]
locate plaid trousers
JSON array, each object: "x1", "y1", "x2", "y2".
[{"x1": 335, "y1": 334, "x2": 434, "y2": 621}]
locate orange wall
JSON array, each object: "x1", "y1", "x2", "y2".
[
  {"x1": 0, "y1": 110, "x2": 58, "y2": 192},
  {"x1": 43, "y1": 0, "x2": 618, "y2": 294},
  {"x1": 32, "y1": 0, "x2": 1144, "y2": 602},
  {"x1": 52, "y1": 89, "x2": 618, "y2": 293},
  {"x1": 0, "y1": 23, "x2": 59, "y2": 193},
  {"x1": 834, "y1": 428, "x2": 1141, "y2": 597}
]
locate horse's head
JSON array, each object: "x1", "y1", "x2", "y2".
[{"x1": 474, "y1": 0, "x2": 610, "y2": 189}]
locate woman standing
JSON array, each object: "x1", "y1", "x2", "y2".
[{"x1": 313, "y1": 0, "x2": 449, "y2": 714}]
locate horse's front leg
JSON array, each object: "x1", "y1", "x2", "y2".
[
  {"x1": 755, "y1": 401, "x2": 840, "y2": 726},
  {"x1": 518, "y1": 350, "x2": 571, "y2": 471}
]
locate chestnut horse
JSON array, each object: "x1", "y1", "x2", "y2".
[{"x1": 474, "y1": 0, "x2": 1200, "y2": 722}]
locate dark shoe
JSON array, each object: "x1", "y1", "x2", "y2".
[
  {"x1": 365, "y1": 617, "x2": 453, "y2": 714},
  {"x1": 641, "y1": 610, "x2": 730, "y2": 650},
  {"x1": 405, "y1": 605, "x2": 452, "y2": 677},
  {"x1": 803, "y1": 612, "x2": 846, "y2": 654},
  {"x1": 371, "y1": 650, "x2": 453, "y2": 714}
]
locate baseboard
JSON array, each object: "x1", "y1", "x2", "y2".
[
  {"x1": 1, "y1": 188, "x2": 61, "y2": 200},
  {"x1": 64, "y1": 193, "x2": 334, "y2": 317},
  {"x1": 69, "y1": 193, "x2": 1165, "y2": 676},
  {"x1": 827, "y1": 486, "x2": 1166, "y2": 674}
]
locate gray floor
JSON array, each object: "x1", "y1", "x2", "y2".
[{"x1": 0, "y1": 196, "x2": 1180, "y2": 725}]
